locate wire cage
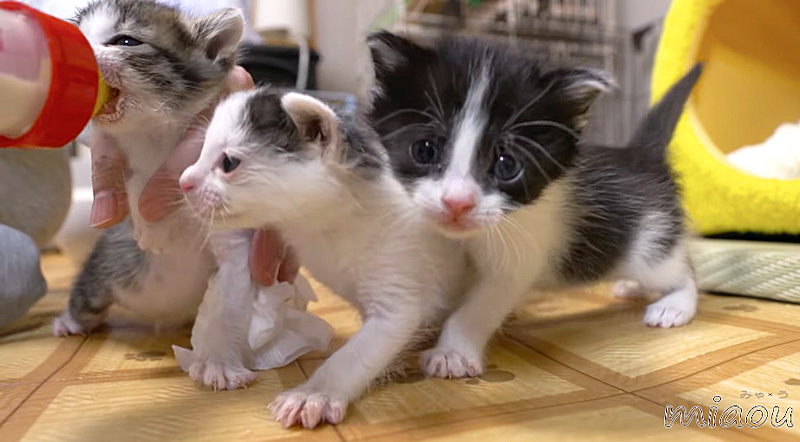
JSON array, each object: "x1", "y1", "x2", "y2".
[{"x1": 390, "y1": 0, "x2": 662, "y2": 145}]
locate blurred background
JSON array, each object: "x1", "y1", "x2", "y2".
[
  {"x1": 248, "y1": 0, "x2": 671, "y2": 146},
  {"x1": 39, "y1": 0, "x2": 673, "y2": 264}
]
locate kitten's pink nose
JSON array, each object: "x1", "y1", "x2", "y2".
[
  {"x1": 179, "y1": 175, "x2": 197, "y2": 193},
  {"x1": 442, "y1": 195, "x2": 476, "y2": 218}
]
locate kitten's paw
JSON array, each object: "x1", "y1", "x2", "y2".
[
  {"x1": 612, "y1": 280, "x2": 644, "y2": 299},
  {"x1": 269, "y1": 390, "x2": 348, "y2": 429},
  {"x1": 421, "y1": 348, "x2": 483, "y2": 379},
  {"x1": 643, "y1": 299, "x2": 695, "y2": 328},
  {"x1": 52, "y1": 311, "x2": 90, "y2": 337},
  {"x1": 133, "y1": 223, "x2": 174, "y2": 254},
  {"x1": 187, "y1": 359, "x2": 256, "y2": 391}
]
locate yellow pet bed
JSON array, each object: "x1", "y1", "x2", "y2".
[{"x1": 652, "y1": 0, "x2": 800, "y2": 236}]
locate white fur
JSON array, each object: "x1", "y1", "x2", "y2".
[
  {"x1": 173, "y1": 230, "x2": 258, "y2": 391},
  {"x1": 448, "y1": 66, "x2": 490, "y2": 178},
  {"x1": 422, "y1": 179, "x2": 571, "y2": 377},
  {"x1": 184, "y1": 91, "x2": 468, "y2": 428}
]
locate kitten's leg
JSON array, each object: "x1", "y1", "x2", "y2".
[
  {"x1": 53, "y1": 242, "x2": 114, "y2": 336},
  {"x1": 54, "y1": 222, "x2": 148, "y2": 336},
  {"x1": 270, "y1": 297, "x2": 423, "y2": 429},
  {"x1": 175, "y1": 230, "x2": 256, "y2": 391},
  {"x1": 642, "y1": 276, "x2": 697, "y2": 328},
  {"x1": 636, "y1": 247, "x2": 698, "y2": 328},
  {"x1": 422, "y1": 276, "x2": 526, "y2": 379}
]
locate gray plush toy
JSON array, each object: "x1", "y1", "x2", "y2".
[{"x1": 0, "y1": 147, "x2": 71, "y2": 328}]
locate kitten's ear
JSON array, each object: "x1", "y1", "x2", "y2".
[
  {"x1": 367, "y1": 31, "x2": 428, "y2": 79},
  {"x1": 281, "y1": 92, "x2": 339, "y2": 155},
  {"x1": 543, "y1": 68, "x2": 614, "y2": 128},
  {"x1": 195, "y1": 8, "x2": 245, "y2": 62}
]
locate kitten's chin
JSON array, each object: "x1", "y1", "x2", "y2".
[
  {"x1": 431, "y1": 219, "x2": 483, "y2": 239},
  {"x1": 208, "y1": 214, "x2": 255, "y2": 231}
]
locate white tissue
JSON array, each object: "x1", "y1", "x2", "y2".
[
  {"x1": 174, "y1": 272, "x2": 333, "y2": 373},
  {"x1": 727, "y1": 119, "x2": 800, "y2": 180},
  {"x1": 246, "y1": 277, "x2": 333, "y2": 370}
]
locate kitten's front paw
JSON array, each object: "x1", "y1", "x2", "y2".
[
  {"x1": 421, "y1": 348, "x2": 483, "y2": 379},
  {"x1": 269, "y1": 390, "x2": 348, "y2": 429},
  {"x1": 133, "y1": 223, "x2": 175, "y2": 254},
  {"x1": 52, "y1": 311, "x2": 91, "y2": 337},
  {"x1": 643, "y1": 299, "x2": 695, "y2": 328},
  {"x1": 187, "y1": 359, "x2": 256, "y2": 391}
]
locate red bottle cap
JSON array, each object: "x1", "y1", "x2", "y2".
[{"x1": 0, "y1": 2, "x2": 99, "y2": 148}]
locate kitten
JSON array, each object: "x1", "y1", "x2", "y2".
[
  {"x1": 367, "y1": 32, "x2": 702, "y2": 378},
  {"x1": 53, "y1": 0, "x2": 242, "y2": 336},
  {"x1": 179, "y1": 89, "x2": 470, "y2": 428}
]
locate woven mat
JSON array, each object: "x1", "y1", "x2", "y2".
[
  {"x1": 692, "y1": 239, "x2": 800, "y2": 303},
  {"x1": 2, "y1": 253, "x2": 800, "y2": 441}
]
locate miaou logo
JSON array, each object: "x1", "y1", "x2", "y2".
[{"x1": 665, "y1": 396, "x2": 793, "y2": 429}]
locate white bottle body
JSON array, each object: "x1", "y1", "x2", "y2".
[{"x1": 0, "y1": 9, "x2": 51, "y2": 138}]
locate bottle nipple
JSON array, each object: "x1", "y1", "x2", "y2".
[{"x1": 91, "y1": 73, "x2": 114, "y2": 118}]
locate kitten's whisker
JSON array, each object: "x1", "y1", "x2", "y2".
[
  {"x1": 509, "y1": 134, "x2": 566, "y2": 171},
  {"x1": 508, "y1": 120, "x2": 581, "y2": 141},
  {"x1": 374, "y1": 108, "x2": 442, "y2": 128},
  {"x1": 427, "y1": 68, "x2": 447, "y2": 123},
  {"x1": 502, "y1": 80, "x2": 556, "y2": 131},
  {"x1": 506, "y1": 139, "x2": 551, "y2": 182},
  {"x1": 423, "y1": 93, "x2": 446, "y2": 129},
  {"x1": 380, "y1": 122, "x2": 440, "y2": 141}
]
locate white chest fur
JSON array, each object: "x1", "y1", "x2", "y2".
[
  {"x1": 468, "y1": 179, "x2": 571, "y2": 287},
  {"x1": 104, "y1": 124, "x2": 215, "y2": 324}
]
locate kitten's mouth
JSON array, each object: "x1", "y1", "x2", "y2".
[
  {"x1": 96, "y1": 87, "x2": 123, "y2": 122},
  {"x1": 434, "y1": 217, "x2": 481, "y2": 237}
]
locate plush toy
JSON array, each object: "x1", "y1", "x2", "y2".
[
  {"x1": 654, "y1": 0, "x2": 800, "y2": 303},
  {"x1": 0, "y1": 225, "x2": 48, "y2": 327},
  {"x1": 0, "y1": 148, "x2": 71, "y2": 328},
  {"x1": 652, "y1": 0, "x2": 800, "y2": 236}
]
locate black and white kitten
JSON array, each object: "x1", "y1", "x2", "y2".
[
  {"x1": 54, "y1": 0, "x2": 243, "y2": 334},
  {"x1": 368, "y1": 32, "x2": 702, "y2": 378}
]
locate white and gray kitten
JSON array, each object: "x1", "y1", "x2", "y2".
[
  {"x1": 180, "y1": 89, "x2": 470, "y2": 428},
  {"x1": 368, "y1": 32, "x2": 702, "y2": 379},
  {"x1": 53, "y1": 0, "x2": 244, "y2": 334}
]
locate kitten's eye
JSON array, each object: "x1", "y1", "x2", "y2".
[
  {"x1": 494, "y1": 153, "x2": 523, "y2": 182},
  {"x1": 410, "y1": 139, "x2": 440, "y2": 166},
  {"x1": 221, "y1": 154, "x2": 241, "y2": 174},
  {"x1": 108, "y1": 35, "x2": 143, "y2": 47}
]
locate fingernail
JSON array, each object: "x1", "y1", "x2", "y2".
[{"x1": 90, "y1": 191, "x2": 117, "y2": 227}]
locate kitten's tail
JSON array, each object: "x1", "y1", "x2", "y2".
[{"x1": 626, "y1": 63, "x2": 703, "y2": 159}]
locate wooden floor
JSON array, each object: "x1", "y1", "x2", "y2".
[{"x1": 1, "y1": 253, "x2": 800, "y2": 441}]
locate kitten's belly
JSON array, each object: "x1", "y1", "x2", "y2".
[
  {"x1": 302, "y1": 260, "x2": 358, "y2": 302},
  {"x1": 114, "y1": 246, "x2": 214, "y2": 325}
]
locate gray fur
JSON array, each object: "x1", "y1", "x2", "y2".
[
  {"x1": 558, "y1": 65, "x2": 702, "y2": 282},
  {"x1": 242, "y1": 88, "x2": 388, "y2": 179},
  {"x1": 76, "y1": 0, "x2": 240, "y2": 115},
  {"x1": 67, "y1": 221, "x2": 148, "y2": 330}
]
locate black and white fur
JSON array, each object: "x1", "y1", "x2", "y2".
[
  {"x1": 53, "y1": 1, "x2": 242, "y2": 336},
  {"x1": 367, "y1": 32, "x2": 702, "y2": 379},
  {"x1": 180, "y1": 89, "x2": 470, "y2": 428}
]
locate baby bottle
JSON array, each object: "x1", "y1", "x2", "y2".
[{"x1": 0, "y1": 1, "x2": 113, "y2": 148}]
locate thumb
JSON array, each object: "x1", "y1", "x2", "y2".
[{"x1": 89, "y1": 131, "x2": 129, "y2": 228}]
